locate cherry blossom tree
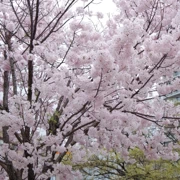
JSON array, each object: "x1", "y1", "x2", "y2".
[{"x1": 1, "y1": 0, "x2": 180, "y2": 179}]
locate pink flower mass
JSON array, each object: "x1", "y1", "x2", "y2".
[{"x1": 0, "y1": 0, "x2": 180, "y2": 179}]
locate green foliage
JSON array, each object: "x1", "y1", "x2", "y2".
[
  {"x1": 174, "y1": 101, "x2": 180, "y2": 106},
  {"x1": 48, "y1": 110, "x2": 61, "y2": 135},
  {"x1": 127, "y1": 150, "x2": 179, "y2": 180},
  {"x1": 74, "y1": 148, "x2": 180, "y2": 180},
  {"x1": 73, "y1": 150, "x2": 126, "y2": 180},
  {"x1": 60, "y1": 151, "x2": 73, "y2": 165}
]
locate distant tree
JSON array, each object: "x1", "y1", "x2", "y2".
[
  {"x1": 74, "y1": 148, "x2": 180, "y2": 180},
  {"x1": 74, "y1": 150, "x2": 127, "y2": 180}
]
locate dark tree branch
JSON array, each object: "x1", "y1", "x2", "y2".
[
  {"x1": 131, "y1": 74, "x2": 154, "y2": 98},
  {"x1": 40, "y1": 0, "x2": 76, "y2": 43}
]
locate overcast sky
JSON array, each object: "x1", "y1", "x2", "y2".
[{"x1": 91, "y1": 0, "x2": 117, "y2": 14}]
